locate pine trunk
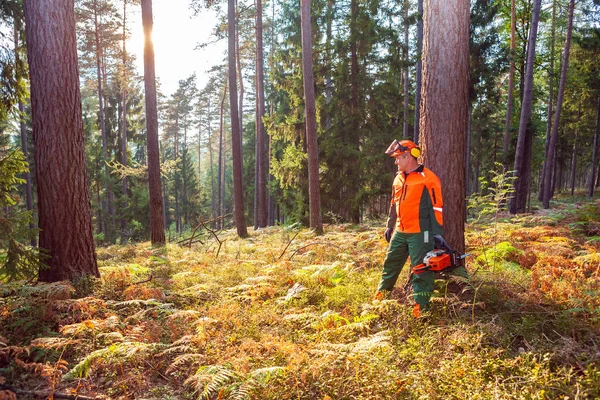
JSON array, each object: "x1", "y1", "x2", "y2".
[
  {"x1": 510, "y1": 0, "x2": 542, "y2": 214},
  {"x1": 255, "y1": 0, "x2": 268, "y2": 228},
  {"x1": 502, "y1": 0, "x2": 516, "y2": 169},
  {"x1": 419, "y1": 0, "x2": 469, "y2": 252},
  {"x1": 120, "y1": 0, "x2": 128, "y2": 242},
  {"x1": 300, "y1": 0, "x2": 322, "y2": 234},
  {"x1": 589, "y1": 96, "x2": 600, "y2": 198},
  {"x1": 14, "y1": 22, "x2": 36, "y2": 247},
  {"x1": 542, "y1": 0, "x2": 574, "y2": 208},
  {"x1": 539, "y1": 0, "x2": 556, "y2": 201},
  {"x1": 402, "y1": 0, "x2": 410, "y2": 138},
  {"x1": 23, "y1": 0, "x2": 99, "y2": 281},
  {"x1": 413, "y1": 0, "x2": 423, "y2": 143},
  {"x1": 141, "y1": 0, "x2": 166, "y2": 244}
]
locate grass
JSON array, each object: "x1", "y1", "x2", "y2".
[{"x1": 1, "y1": 206, "x2": 600, "y2": 399}]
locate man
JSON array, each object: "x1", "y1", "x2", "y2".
[{"x1": 375, "y1": 139, "x2": 456, "y2": 317}]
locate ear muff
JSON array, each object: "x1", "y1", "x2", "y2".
[{"x1": 410, "y1": 147, "x2": 421, "y2": 158}]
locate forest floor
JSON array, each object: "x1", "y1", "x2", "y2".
[{"x1": 1, "y1": 199, "x2": 600, "y2": 399}]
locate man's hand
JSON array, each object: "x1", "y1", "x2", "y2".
[
  {"x1": 434, "y1": 234, "x2": 452, "y2": 251},
  {"x1": 384, "y1": 228, "x2": 393, "y2": 243}
]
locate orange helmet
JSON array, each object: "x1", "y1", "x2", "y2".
[{"x1": 385, "y1": 139, "x2": 421, "y2": 158}]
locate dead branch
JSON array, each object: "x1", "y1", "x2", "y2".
[
  {"x1": 288, "y1": 242, "x2": 342, "y2": 261},
  {"x1": 199, "y1": 219, "x2": 224, "y2": 258},
  {"x1": 127, "y1": 274, "x2": 153, "y2": 287},
  {"x1": 184, "y1": 213, "x2": 232, "y2": 248},
  {"x1": 277, "y1": 230, "x2": 301, "y2": 260},
  {"x1": 16, "y1": 390, "x2": 102, "y2": 400}
]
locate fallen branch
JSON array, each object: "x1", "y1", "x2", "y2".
[
  {"x1": 288, "y1": 242, "x2": 342, "y2": 261},
  {"x1": 278, "y1": 230, "x2": 301, "y2": 260},
  {"x1": 199, "y1": 220, "x2": 224, "y2": 258},
  {"x1": 127, "y1": 274, "x2": 153, "y2": 287},
  {"x1": 16, "y1": 390, "x2": 102, "y2": 400}
]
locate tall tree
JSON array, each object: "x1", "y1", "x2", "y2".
[
  {"x1": 590, "y1": 96, "x2": 600, "y2": 198},
  {"x1": 510, "y1": 0, "x2": 542, "y2": 214},
  {"x1": 141, "y1": 0, "x2": 165, "y2": 244},
  {"x1": 402, "y1": 0, "x2": 410, "y2": 138},
  {"x1": 300, "y1": 0, "x2": 322, "y2": 234},
  {"x1": 228, "y1": 0, "x2": 248, "y2": 237},
  {"x1": 419, "y1": 0, "x2": 469, "y2": 252},
  {"x1": 120, "y1": 0, "x2": 129, "y2": 241},
  {"x1": 93, "y1": 0, "x2": 115, "y2": 239},
  {"x1": 539, "y1": 0, "x2": 557, "y2": 201},
  {"x1": 413, "y1": 0, "x2": 423, "y2": 143},
  {"x1": 542, "y1": 0, "x2": 575, "y2": 208},
  {"x1": 13, "y1": 17, "x2": 36, "y2": 247},
  {"x1": 255, "y1": 0, "x2": 267, "y2": 228},
  {"x1": 23, "y1": 0, "x2": 99, "y2": 281},
  {"x1": 502, "y1": 0, "x2": 516, "y2": 169}
]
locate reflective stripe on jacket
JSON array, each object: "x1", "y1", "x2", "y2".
[{"x1": 390, "y1": 165, "x2": 443, "y2": 234}]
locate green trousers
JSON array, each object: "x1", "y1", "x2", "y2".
[{"x1": 377, "y1": 230, "x2": 470, "y2": 309}]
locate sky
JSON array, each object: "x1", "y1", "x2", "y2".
[{"x1": 127, "y1": 0, "x2": 227, "y2": 97}]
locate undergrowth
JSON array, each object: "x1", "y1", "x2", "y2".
[{"x1": 1, "y1": 209, "x2": 599, "y2": 399}]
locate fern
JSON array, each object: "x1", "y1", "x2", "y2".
[{"x1": 62, "y1": 341, "x2": 166, "y2": 381}]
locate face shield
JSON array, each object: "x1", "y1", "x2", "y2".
[{"x1": 385, "y1": 140, "x2": 410, "y2": 158}]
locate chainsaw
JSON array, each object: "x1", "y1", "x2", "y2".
[{"x1": 412, "y1": 247, "x2": 468, "y2": 275}]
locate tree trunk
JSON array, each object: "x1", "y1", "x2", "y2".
[
  {"x1": 120, "y1": 0, "x2": 128, "y2": 242},
  {"x1": 570, "y1": 133, "x2": 577, "y2": 196},
  {"x1": 300, "y1": 0, "x2": 322, "y2": 234},
  {"x1": 510, "y1": 0, "x2": 542, "y2": 214},
  {"x1": 403, "y1": 0, "x2": 410, "y2": 138},
  {"x1": 13, "y1": 21, "x2": 36, "y2": 247},
  {"x1": 542, "y1": 0, "x2": 574, "y2": 209},
  {"x1": 255, "y1": 0, "x2": 267, "y2": 228},
  {"x1": 141, "y1": 0, "x2": 165, "y2": 244},
  {"x1": 217, "y1": 80, "x2": 227, "y2": 228},
  {"x1": 419, "y1": 0, "x2": 469, "y2": 252},
  {"x1": 413, "y1": 0, "x2": 423, "y2": 143},
  {"x1": 23, "y1": 0, "x2": 99, "y2": 281},
  {"x1": 228, "y1": 0, "x2": 248, "y2": 237},
  {"x1": 93, "y1": 0, "x2": 114, "y2": 240},
  {"x1": 502, "y1": 0, "x2": 516, "y2": 169},
  {"x1": 539, "y1": 0, "x2": 556, "y2": 201},
  {"x1": 589, "y1": 96, "x2": 600, "y2": 198}
]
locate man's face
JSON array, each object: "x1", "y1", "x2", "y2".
[{"x1": 394, "y1": 152, "x2": 410, "y2": 171}]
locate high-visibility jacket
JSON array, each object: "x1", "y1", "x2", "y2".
[{"x1": 386, "y1": 165, "x2": 443, "y2": 236}]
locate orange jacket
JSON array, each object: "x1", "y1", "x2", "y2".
[{"x1": 388, "y1": 165, "x2": 443, "y2": 235}]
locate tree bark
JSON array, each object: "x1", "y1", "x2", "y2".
[
  {"x1": 255, "y1": 0, "x2": 267, "y2": 228},
  {"x1": 570, "y1": 132, "x2": 577, "y2": 196},
  {"x1": 510, "y1": 0, "x2": 542, "y2": 214},
  {"x1": 120, "y1": 0, "x2": 128, "y2": 242},
  {"x1": 403, "y1": 0, "x2": 410, "y2": 138},
  {"x1": 539, "y1": 0, "x2": 556, "y2": 201},
  {"x1": 413, "y1": 0, "x2": 423, "y2": 143},
  {"x1": 300, "y1": 0, "x2": 322, "y2": 234},
  {"x1": 93, "y1": 0, "x2": 114, "y2": 240},
  {"x1": 589, "y1": 96, "x2": 600, "y2": 198},
  {"x1": 13, "y1": 20, "x2": 36, "y2": 247},
  {"x1": 228, "y1": 0, "x2": 248, "y2": 237},
  {"x1": 419, "y1": 0, "x2": 469, "y2": 252},
  {"x1": 542, "y1": 0, "x2": 574, "y2": 208},
  {"x1": 502, "y1": 0, "x2": 516, "y2": 169},
  {"x1": 141, "y1": 0, "x2": 165, "y2": 244},
  {"x1": 217, "y1": 80, "x2": 227, "y2": 228},
  {"x1": 23, "y1": 0, "x2": 99, "y2": 281}
]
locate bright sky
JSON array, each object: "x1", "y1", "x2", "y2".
[{"x1": 127, "y1": 0, "x2": 227, "y2": 97}]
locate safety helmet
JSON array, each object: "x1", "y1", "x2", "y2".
[{"x1": 385, "y1": 139, "x2": 421, "y2": 158}]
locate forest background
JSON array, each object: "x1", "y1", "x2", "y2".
[
  {"x1": 0, "y1": 0, "x2": 600, "y2": 398},
  {"x1": 0, "y1": 0, "x2": 599, "y2": 250}
]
